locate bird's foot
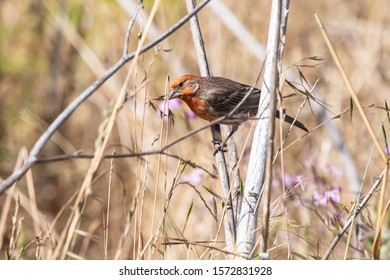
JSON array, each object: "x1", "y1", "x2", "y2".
[{"x1": 212, "y1": 140, "x2": 228, "y2": 155}]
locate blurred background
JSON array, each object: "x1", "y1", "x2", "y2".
[{"x1": 0, "y1": 0, "x2": 389, "y2": 259}]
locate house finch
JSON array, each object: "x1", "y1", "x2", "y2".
[{"x1": 159, "y1": 75, "x2": 307, "y2": 147}]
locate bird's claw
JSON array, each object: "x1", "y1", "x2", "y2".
[{"x1": 212, "y1": 141, "x2": 228, "y2": 155}]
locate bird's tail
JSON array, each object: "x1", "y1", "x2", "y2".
[{"x1": 276, "y1": 110, "x2": 308, "y2": 132}]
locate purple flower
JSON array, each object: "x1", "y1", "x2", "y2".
[
  {"x1": 328, "y1": 185, "x2": 341, "y2": 203},
  {"x1": 313, "y1": 185, "x2": 341, "y2": 207},
  {"x1": 167, "y1": 99, "x2": 181, "y2": 109},
  {"x1": 283, "y1": 173, "x2": 297, "y2": 187},
  {"x1": 283, "y1": 174, "x2": 306, "y2": 188},
  {"x1": 324, "y1": 218, "x2": 329, "y2": 227},
  {"x1": 313, "y1": 190, "x2": 327, "y2": 206},
  {"x1": 332, "y1": 213, "x2": 341, "y2": 220},
  {"x1": 158, "y1": 99, "x2": 181, "y2": 120},
  {"x1": 158, "y1": 99, "x2": 198, "y2": 121},
  {"x1": 182, "y1": 168, "x2": 204, "y2": 185}
]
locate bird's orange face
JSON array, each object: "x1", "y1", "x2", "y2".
[
  {"x1": 169, "y1": 75, "x2": 212, "y2": 121},
  {"x1": 169, "y1": 75, "x2": 199, "y2": 98}
]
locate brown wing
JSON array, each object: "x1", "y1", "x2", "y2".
[
  {"x1": 197, "y1": 76, "x2": 308, "y2": 131},
  {"x1": 199, "y1": 77, "x2": 260, "y2": 122}
]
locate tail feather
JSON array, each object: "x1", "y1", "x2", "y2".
[{"x1": 276, "y1": 110, "x2": 308, "y2": 132}]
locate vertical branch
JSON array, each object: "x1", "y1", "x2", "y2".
[
  {"x1": 227, "y1": 136, "x2": 242, "y2": 224},
  {"x1": 262, "y1": 0, "x2": 291, "y2": 258},
  {"x1": 185, "y1": 0, "x2": 236, "y2": 253},
  {"x1": 185, "y1": 0, "x2": 211, "y2": 76},
  {"x1": 236, "y1": 0, "x2": 284, "y2": 259}
]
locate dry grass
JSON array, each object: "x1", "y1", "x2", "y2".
[{"x1": 0, "y1": 0, "x2": 389, "y2": 260}]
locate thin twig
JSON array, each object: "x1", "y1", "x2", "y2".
[
  {"x1": 103, "y1": 152, "x2": 115, "y2": 260},
  {"x1": 322, "y1": 170, "x2": 384, "y2": 260},
  {"x1": 314, "y1": 12, "x2": 387, "y2": 163},
  {"x1": 123, "y1": 0, "x2": 143, "y2": 56}
]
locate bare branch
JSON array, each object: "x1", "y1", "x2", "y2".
[
  {"x1": 123, "y1": 0, "x2": 144, "y2": 56},
  {"x1": 185, "y1": 0, "x2": 236, "y2": 253},
  {"x1": 236, "y1": 0, "x2": 286, "y2": 259}
]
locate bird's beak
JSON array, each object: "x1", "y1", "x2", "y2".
[
  {"x1": 168, "y1": 89, "x2": 181, "y2": 100},
  {"x1": 156, "y1": 89, "x2": 181, "y2": 101}
]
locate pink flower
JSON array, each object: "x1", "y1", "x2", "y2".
[
  {"x1": 283, "y1": 173, "x2": 306, "y2": 188},
  {"x1": 332, "y1": 213, "x2": 341, "y2": 220},
  {"x1": 328, "y1": 185, "x2": 341, "y2": 203},
  {"x1": 313, "y1": 190, "x2": 327, "y2": 206},
  {"x1": 158, "y1": 99, "x2": 198, "y2": 121},
  {"x1": 283, "y1": 173, "x2": 297, "y2": 187},
  {"x1": 313, "y1": 185, "x2": 341, "y2": 207},
  {"x1": 324, "y1": 218, "x2": 329, "y2": 227},
  {"x1": 182, "y1": 168, "x2": 204, "y2": 185},
  {"x1": 158, "y1": 99, "x2": 181, "y2": 120}
]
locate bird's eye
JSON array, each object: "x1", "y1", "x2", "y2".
[{"x1": 178, "y1": 81, "x2": 184, "y2": 87}]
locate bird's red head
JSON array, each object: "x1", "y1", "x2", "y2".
[
  {"x1": 169, "y1": 75, "x2": 201, "y2": 99},
  {"x1": 168, "y1": 75, "x2": 211, "y2": 121}
]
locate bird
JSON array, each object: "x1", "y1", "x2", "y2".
[{"x1": 158, "y1": 75, "x2": 307, "y2": 150}]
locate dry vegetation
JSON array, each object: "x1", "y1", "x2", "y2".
[{"x1": 0, "y1": 0, "x2": 389, "y2": 260}]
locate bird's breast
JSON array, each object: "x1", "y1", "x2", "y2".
[{"x1": 182, "y1": 96, "x2": 214, "y2": 122}]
